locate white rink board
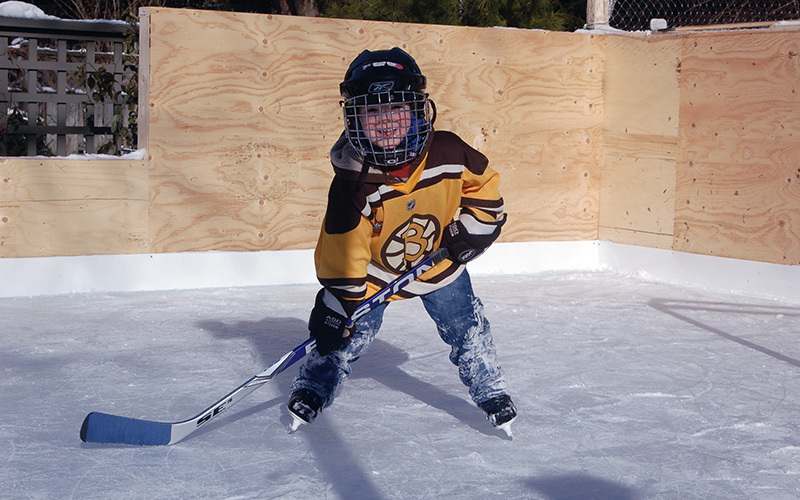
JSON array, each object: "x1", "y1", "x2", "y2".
[{"x1": 1, "y1": 241, "x2": 798, "y2": 303}]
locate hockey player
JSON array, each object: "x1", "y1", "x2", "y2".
[{"x1": 288, "y1": 47, "x2": 516, "y2": 435}]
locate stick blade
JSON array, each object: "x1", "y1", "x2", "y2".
[{"x1": 80, "y1": 412, "x2": 172, "y2": 446}]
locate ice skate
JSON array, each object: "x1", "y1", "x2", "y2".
[
  {"x1": 478, "y1": 394, "x2": 517, "y2": 438},
  {"x1": 287, "y1": 389, "x2": 324, "y2": 432}
]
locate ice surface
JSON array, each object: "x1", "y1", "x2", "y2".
[{"x1": 1, "y1": 271, "x2": 798, "y2": 499}]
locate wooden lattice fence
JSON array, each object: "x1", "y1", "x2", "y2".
[{"x1": 0, "y1": 16, "x2": 134, "y2": 156}]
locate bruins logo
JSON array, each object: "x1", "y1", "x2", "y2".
[{"x1": 381, "y1": 214, "x2": 440, "y2": 273}]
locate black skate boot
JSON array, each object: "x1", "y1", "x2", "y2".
[
  {"x1": 287, "y1": 389, "x2": 324, "y2": 431},
  {"x1": 478, "y1": 394, "x2": 517, "y2": 437}
]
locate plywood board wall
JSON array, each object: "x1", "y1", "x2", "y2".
[
  {"x1": 2, "y1": 10, "x2": 799, "y2": 267},
  {"x1": 598, "y1": 28, "x2": 800, "y2": 265},
  {"x1": 599, "y1": 35, "x2": 681, "y2": 249},
  {"x1": 0, "y1": 158, "x2": 148, "y2": 257},
  {"x1": 141, "y1": 8, "x2": 603, "y2": 253},
  {"x1": 674, "y1": 30, "x2": 800, "y2": 264}
]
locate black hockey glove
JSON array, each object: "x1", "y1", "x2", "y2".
[
  {"x1": 442, "y1": 212, "x2": 506, "y2": 264},
  {"x1": 308, "y1": 288, "x2": 356, "y2": 356}
]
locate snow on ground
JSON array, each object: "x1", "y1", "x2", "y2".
[{"x1": 1, "y1": 271, "x2": 798, "y2": 499}]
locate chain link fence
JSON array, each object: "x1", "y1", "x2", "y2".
[{"x1": 607, "y1": 0, "x2": 800, "y2": 31}]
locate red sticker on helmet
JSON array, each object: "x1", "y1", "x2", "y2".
[{"x1": 364, "y1": 61, "x2": 405, "y2": 70}]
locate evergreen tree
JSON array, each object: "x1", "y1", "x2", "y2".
[
  {"x1": 27, "y1": 0, "x2": 584, "y2": 30},
  {"x1": 317, "y1": 0, "x2": 581, "y2": 31}
]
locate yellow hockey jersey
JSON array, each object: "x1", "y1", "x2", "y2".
[{"x1": 316, "y1": 130, "x2": 504, "y2": 306}]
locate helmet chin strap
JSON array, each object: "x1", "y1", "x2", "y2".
[
  {"x1": 354, "y1": 151, "x2": 412, "y2": 190},
  {"x1": 355, "y1": 157, "x2": 370, "y2": 191}
]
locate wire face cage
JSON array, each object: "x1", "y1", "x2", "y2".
[{"x1": 342, "y1": 90, "x2": 433, "y2": 169}]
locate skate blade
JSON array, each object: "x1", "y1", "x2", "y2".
[
  {"x1": 495, "y1": 415, "x2": 516, "y2": 439},
  {"x1": 288, "y1": 414, "x2": 306, "y2": 433},
  {"x1": 497, "y1": 422, "x2": 513, "y2": 438}
]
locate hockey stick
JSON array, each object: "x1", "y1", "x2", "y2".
[{"x1": 80, "y1": 247, "x2": 450, "y2": 446}]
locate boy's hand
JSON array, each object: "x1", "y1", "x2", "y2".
[
  {"x1": 308, "y1": 289, "x2": 355, "y2": 355},
  {"x1": 442, "y1": 212, "x2": 506, "y2": 264}
]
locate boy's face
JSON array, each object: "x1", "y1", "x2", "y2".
[{"x1": 358, "y1": 102, "x2": 412, "y2": 150}]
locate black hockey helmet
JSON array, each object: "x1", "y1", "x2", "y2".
[
  {"x1": 340, "y1": 47, "x2": 426, "y2": 99},
  {"x1": 340, "y1": 47, "x2": 435, "y2": 169}
]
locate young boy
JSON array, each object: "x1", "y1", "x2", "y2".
[{"x1": 288, "y1": 47, "x2": 516, "y2": 435}]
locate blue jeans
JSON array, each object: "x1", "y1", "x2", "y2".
[{"x1": 291, "y1": 270, "x2": 509, "y2": 408}]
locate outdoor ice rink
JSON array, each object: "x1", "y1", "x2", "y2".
[{"x1": 2, "y1": 267, "x2": 799, "y2": 499}]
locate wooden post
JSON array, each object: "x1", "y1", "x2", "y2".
[
  {"x1": 586, "y1": 0, "x2": 610, "y2": 29},
  {"x1": 137, "y1": 8, "x2": 150, "y2": 153}
]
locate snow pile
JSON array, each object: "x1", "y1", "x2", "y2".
[
  {"x1": 0, "y1": 1, "x2": 58, "y2": 20},
  {"x1": 0, "y1": 1, "x2": 127, "y2": 24},
  {"x1": 66, "y1": 149, "x2": 147, "y2": 160}
]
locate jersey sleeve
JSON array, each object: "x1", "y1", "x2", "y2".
[
  {"x1": 461, "y1": 163, "x2": 504, "y2": 224},
  {"x1": 452, "y1": 133, "x2": 505, "y2": 234},
  {"x1": 429, "y1": 131, "x2": 505, "y2": 226},
  {"x1": 314, "y1": 176, "x2": 375, "y2": 304}
]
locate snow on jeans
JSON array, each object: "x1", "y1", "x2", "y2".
[{"x1": 291, "y1": 269, "x2": 509, "y2": 409}]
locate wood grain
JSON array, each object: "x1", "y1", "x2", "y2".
[
  {"x1": 143, "y1": 9, "x2": 603, "y2": 252},
  {"x1": 675, "y1": 31, "x2": 800, "y2": 264},
  {"x1": 0, "y1": 159, "x2": 148, "y2": 257},
  {"x1": 3, "y1": 10, "x2": 799, "y2": 268},
  {"x1": 599, "y1": 35, "x2": 681, "y2": 249}
]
